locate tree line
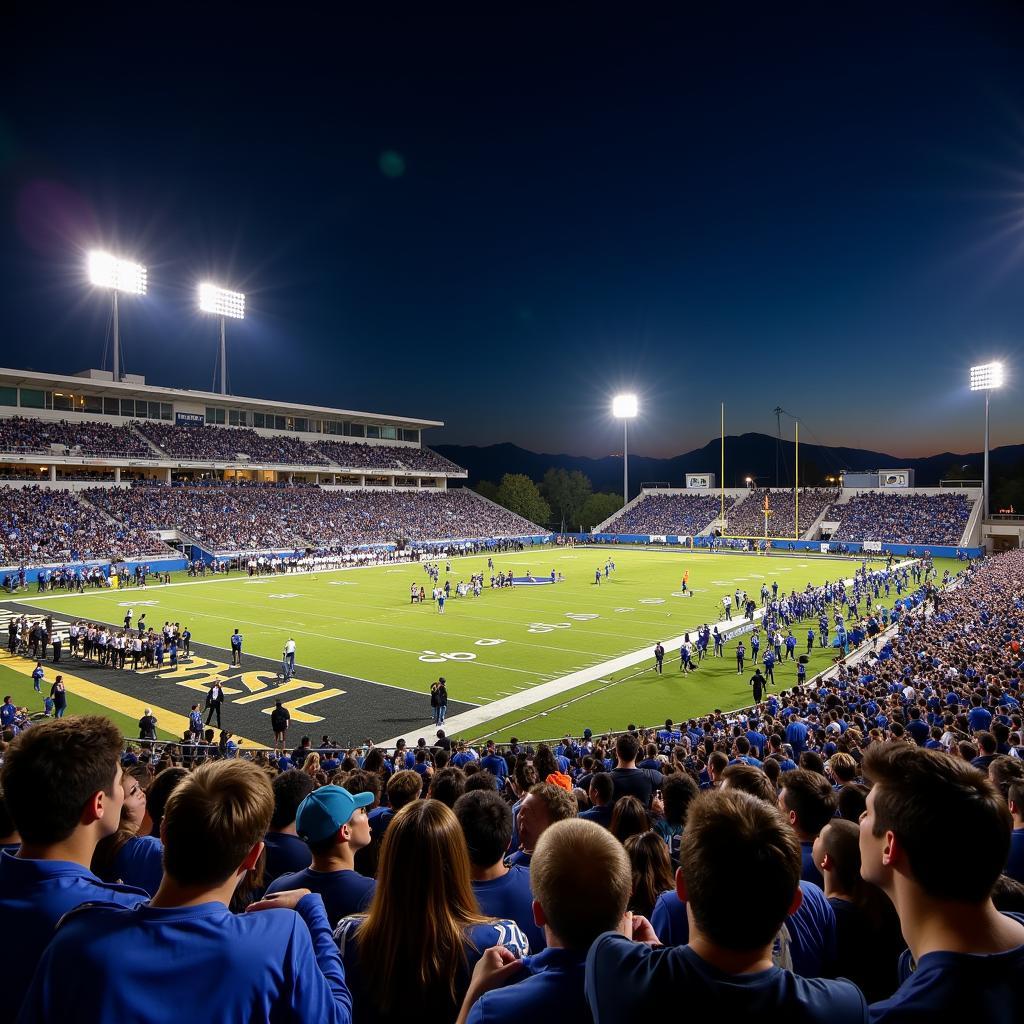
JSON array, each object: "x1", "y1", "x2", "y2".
[{"x1": 473, "y1": 468, "x2": 623, "y2": 531}]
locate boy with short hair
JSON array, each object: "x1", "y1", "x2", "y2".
[
  {"x1": 265, "y1": 785, "x2": 376, "y2": 927},
  {"x1": 586, "y1": 789, "x2": 865, "y2": 1021},
  {"x1": 860, "y1": 744, "x2": 1024, "y2": 1021},
  {"x1": 18, "y1": 760, "x2": 352, "y2": 1023},
  {"x1": 0, "y1": 717, "x2": 148, "y2": 1020},
  {"x1": 457, "y1": 819, "x2": 632, "y2": 1024}
]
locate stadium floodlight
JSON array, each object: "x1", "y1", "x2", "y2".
[
  {"x1": 970, "y1": 362, "x2": 1005, "y2": 519},
  {"x1": 87, "y1": 250, "x2": 147, "y2": 382},
  {"x1": 612, "y1": 394, "x2": 638, "y2": 508},
  {"x1": 970, "y1": 362, "x2": 1004, "y2": 392},
  {"x1": 199, "y1": 283, "x2": 246, "y2": 395}
]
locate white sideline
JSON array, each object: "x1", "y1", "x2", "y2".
[
  {"x1": 381, "y1": 559, "x2": 919, "y2": 747},
  {"x1": 381, "y1": 606, "x2": 762, "y2": 747}
]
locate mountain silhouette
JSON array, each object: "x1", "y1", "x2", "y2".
[{"x1": 434, "y1": 432, "x2": 1022, "y2": 498}]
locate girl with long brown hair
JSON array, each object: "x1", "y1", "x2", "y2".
[{"x1": 334, "y1": 799, "x2": 528, "y2": 1024}]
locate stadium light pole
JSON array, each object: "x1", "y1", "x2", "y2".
[
  {"x1": 612, "y1": 394, "x2": 638, "y2": 508},
  {"x1": 970, "y1": 362, "x2": 1004, "y2": 519},
  {"x1": 199, "y1": 283, "x2": 245, "y2": 395},
  {"x1": 87, "y1": 250, "x2": 147, "y2": 382}
]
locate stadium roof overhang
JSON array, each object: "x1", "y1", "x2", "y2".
[{"x1": 0, "y1": 367, "x2": 444, "y2": 430}]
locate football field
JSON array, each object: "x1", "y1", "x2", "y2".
[{"x1": 3, "y1": 548, "x2": 952, "y2": 746}]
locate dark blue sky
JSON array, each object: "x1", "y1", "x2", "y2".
[{"x1": 3, "y1": 5, "x2": 1024, "y2": 458}]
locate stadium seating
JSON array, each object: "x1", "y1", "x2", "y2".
[
  {"x1": 827, "y1": 491, "x2": 972, "y2": 547},
  {"x1": 600, "y1": 492, "x2": 721, "y2": 535},
  {"x1": 313, "y1": 440, "x2": 464, "y2": 474},
  {"x1": 726, "y1": 488, "x2": 837, "y2": 538},
  {"x1": 0, "y1": 416, "x2": 153, "y2": 458},
  {"x1": 134, "y1": 421, "x2": 330, "y2": 465},
  {"x1": 82, "y1": 483, "x2": 541, "y2": 553},
  {"x1": 0, "y1": 486, "x2": 171, "y2": 565}
]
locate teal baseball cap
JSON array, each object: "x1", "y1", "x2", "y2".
[{"x1": 295, "y1": 785, "x2": 374, "y2": 845}]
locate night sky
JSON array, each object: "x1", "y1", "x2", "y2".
[{"x1": 4, "y1": 6, "x2": 1024, "y2": 459}]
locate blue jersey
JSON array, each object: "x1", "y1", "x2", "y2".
[
  {"x1": 467, "y1": 947, "x2": 587, "y2": 1024},
  {"x1": 472, "y1": 866, "x2": 544, "y2": 953},
  {"x1": 112, "y1": 835, "x2": 165, "y2": 897},
  {"x1": 0, "y1": 852, "x2": 148, "y2": 1019},
  {"x1": 869, "y1": 914, "x2": 1024, "y2": 1022},
  {"x1": 18, "y1": 893, "x2": 351, "y2": 1024},
  {"x1": 586, "y1": 934, "x2": 865, "y2": 1024},
  {"x1": 267, "y1": 867, "x2": 375, "y2": 927},
  {"x1": 650, "y1": 880, "x2": 836, "y2": 978}
]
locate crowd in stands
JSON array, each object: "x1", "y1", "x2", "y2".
[
  {"x1": 314, "y1": 440, "x2": 464, "y2": 475},
  {"x1": 726, "y1": 487, "x2": 838, "y2": 538},
  {"x1": 2, "y1": 551, "x2": 1024, "y2": 1020},
  {"x1": 600, "y1": 493, "x2": 721, "y2": 536},
  {"x1": 0, "y1": 486, "x2": 170, "y2": 566},
  {"x1": 829, "y1": 492, "x2": 973, "y2": 547},
  {"x1": 83, "y1": 483, "x2": 542, "y2": 552},
  {"x1": 0, "y1": 416, "x2": 153, "y2": 458},
  {"x1": 135, "y1": 421, "x2": 331, "y2": 466}
]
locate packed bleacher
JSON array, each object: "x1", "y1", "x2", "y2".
[
  {"x1": 82, "y1": 483, "x2": 542, "y2": 552},
  {"x1": 599, "y1": 492, "x2": 721, "y2": 536},
  {"x1": 134, "y1": 420, "x2": 331, "y2": 465},
  {"x1": 0, "y1": 485, "x2": 171, "y2": 566},
  {"x1": 0, "y1": 416, "x2": 153, "y2": 458},
  {"x1": 313, "y1": 440, "x2": 465, "y2": 475},
  {"x1": 828, "y1": 491, "x2": 973, "y2": 546},
  {"x1": 726, "y1": 487, "x2": 838, "y2": 538},
  {"x1": 1, "y1": 550, "x2": 1022, "y2": 1022}
]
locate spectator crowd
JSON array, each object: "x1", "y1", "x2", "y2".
[
  {"x1": 601, "y1": 493, "x2": 721, "y2": 536},
  {"x1": 1, "y1": 550, "x2": 1023, "y2": 1021},
  {"x1": 829, "y1": 492, "x2": 973, "y2": 547},
  {"x1": 83, "y1": 483, "x2": 543, "y2": 553},
  {"x1": 726, "y1": 487, "x2": 839, "y2": 538},
  {"x1": 0, "y1": 486, "x2": 170, "y2": 566},
  {"x1": 0, "y1": 417, "x2": 153, "y2": 459}
]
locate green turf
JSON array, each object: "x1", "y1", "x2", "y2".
[
  {"x1": 8, "y1": 549, "x2": 955, "y2": 740},
  {"x1": 0, "y1": 662, "x2": 176, "y2": 740}
]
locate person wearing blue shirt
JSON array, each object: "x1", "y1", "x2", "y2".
[
  {"x1": 263, "y1": 770, "x2": 315, "y2": 888},
  {"x1": 784, "y1": 714, "x2": 809, "y2": 757},
  {"x1": 18, "y1": 759, "x2": 352, "y2": 1024},
  {"x1": 0, "y1": 695, "x2": 16, "y2": 729},
  {"x1": 266, "y1": 785, "x2": 376, "y2": 927},
  {"x1": 967, "y1": 697, "x2": 993, "y2": 734},
  {"x1": 230, "y1": 627, "x2": 243, "y2": 666},
  {"x1": 579, "y1": 773, "x2": 614, "y2": 829},
  {"x1": 480, "y1": 741, "x2": 509, "y2": 786},
  {"x1": 457, "y1": 818, "x2": 632, "y2": 1024},
  {"x1": 455, "y1": 789, "x2": 545, "y2": 952},
  {"x1": 0, "y1": 716, "x2": 149, "y2": 1022},
  {"x1": 861, "y1": 743, "x2": 1024, "y2": 1022},
  {"x1": 779, "y1": 770, "x2": 836, "y2": 890},
  {"x1": 31, "y1": 661, "x2": 43, "y2": 693},
  {"x1": 587, "y1": 790, "x2": 865, "y2": 1022}
]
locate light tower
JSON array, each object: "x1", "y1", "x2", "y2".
[
  {"x1": 970, "y1": 362, "x2": 1004, "y2": 519},
  {"x1": 612, "y1": 394, "x2": 638, "y2": 508},
  {"x1": 199, "y1": 283, "x2": 246, "y2": 395},
  {"x1": 87, "y1": 250, "x2": 147, "y2": 381}
]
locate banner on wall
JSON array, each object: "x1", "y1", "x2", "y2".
[
  {"x1": 686, "y1": 473, "x2": 715, "y2": 489},
  {"x1": 649, "y1": 535, "x2": 667, "y2": 543},
  {"x1": 820, "y1": 543, "x2": 829, "y2": 554},
  {"x1": 881, "y1": 472, "x2": 909, "y2": 488},
  {"x1": 176, "y1": 412, "x2": 205, "y2": 427},
  {"x1": 863, "y1": 541, "x2": 883, "y2": 552}
]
